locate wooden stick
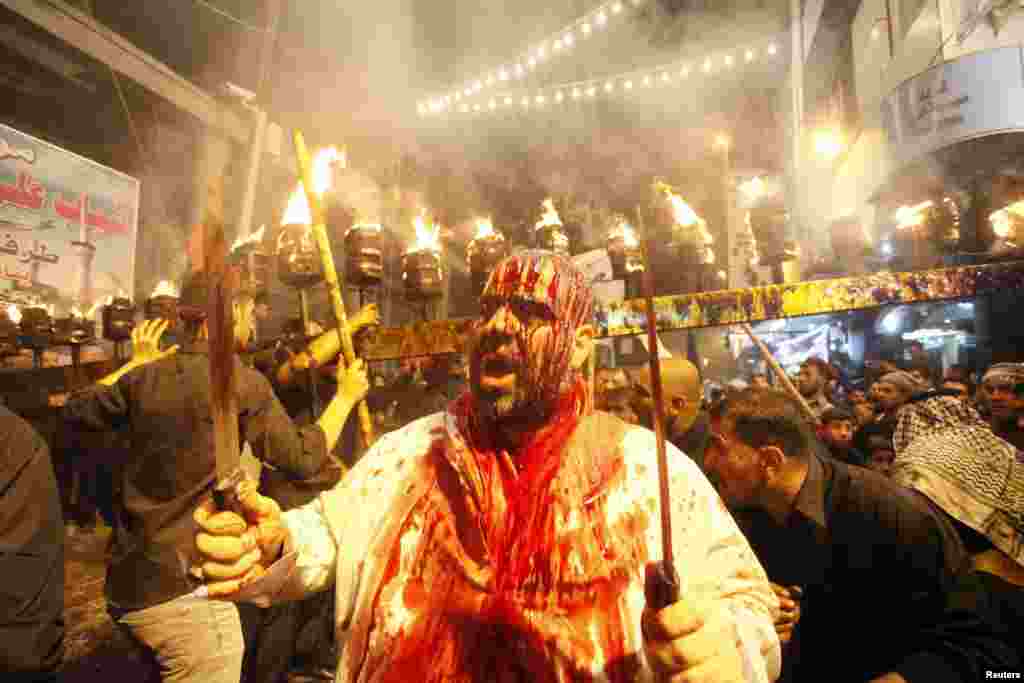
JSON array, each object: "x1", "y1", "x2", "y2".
[
  {"x1": 292, "y1": 131, "x2": 375, "y2": 447},
  {"x1": 636, "y1": 206, "x2": 679, "y2": 608},
  {"x1": 740, "y1": 322, "x2": 821, "y2": 425}
]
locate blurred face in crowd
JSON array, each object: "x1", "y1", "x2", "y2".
[
  {"x1": 872, "y1": 381, "x2": 907, "y2": 413},
  {"x1": 822, "y1": 419, "x2": 854, "y2": 450},
  {"x1": 908, "y1": 368, "x2": 930, "y2": 387},
  {"x1": 942, "y1": 381, "x2": 970, "y2": 401},
  {"x1": 982, "y1": 378, "x2": 1024, "y2": 424},
  {"x1": 597, "y1": 388, "x2": 638, "y2": 425},
  {"x1": 595, "y1": 368, "x2": 630, "y2": 395},
  {"x1": 852, "y1": 402, "x2": 875, "y2": 427},
  {"x1": 704, "y1": 423, "x2": 770, "y2": 510},
  {"x1": 867, "y1": 448, "x2": 895, "y2": 477},
  {"x1": 796, "y1": 363, "x2": 826, "y2": 398},
  {"x1": 848, "y1": 389, "x2": 867, "y2": 405},
  {"x1": 750, "y1": 374, "x2": 770, "y2": 389}
]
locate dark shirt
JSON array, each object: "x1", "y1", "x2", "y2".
[
  {"x1": 0, "y1": 405, "x2": 64, "y2": 676},
  {"x1": 825, "y1": 443, "x2": 867, "y2": 467},
  {"x1": 63, "y1": 341, "x2": 329, "y2": 609},
  {"x1": 738, "y1": 455, "x2": 1019, "y2": 682},
  {"x1": 668, "y1": 410, "x2": 711, "y2": 470}
]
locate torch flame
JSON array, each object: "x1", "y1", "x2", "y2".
[
  {"x1": 474, "y1": 217, "x2": 499, "y2": 240},
  {"x1": 85, "y1": 302, "x2": 102, "y2": 318},
  {"x1": 990, "y1": 200, "x2": 1024, "y2": 238},
  {"x1": 610, "y1": 221, "x2": 639, "y2": 248},
  {"x1": 231, "y1": 225, "x2": 266, "y2": 252},
  {"x1": 740, "y1": 176, "x2": 766, "y2": 201},
  {"x1": 70, "y1": 306, "x2": 83, "y2": 318},
  {"x1": 535, "y1": 198, "x2": 562, "y2": 229},
  {"x1": 408, "y1": 214, "x2": 441, "y2": 254},
  {"x1": 151, "y1": 280, "x2": 179, "y2": 298},
  {"x1": 705, "y1": 247, "x2": 716, "y2": 264},
  {"x1": 893, "y1": 200, "x2": 934, "y2": 230},
  {"x1": 6, "y1": 304, "x2": 20, "y2": 324},
  {"x1": 281, "y1": 147, "x2": 344, "y2": 227}
]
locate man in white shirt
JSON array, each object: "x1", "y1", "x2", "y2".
[{"x1": 192, "y1": 250, "x2": 781, "y2": 682}]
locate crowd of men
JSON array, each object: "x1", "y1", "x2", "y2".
[{"x1": 1, "y1": 250, "x2": 1021, "y2": 682}]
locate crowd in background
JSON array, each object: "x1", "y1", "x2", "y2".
[{"x1": 3, "y1": 282, "x2": 1022, "y2": 682}]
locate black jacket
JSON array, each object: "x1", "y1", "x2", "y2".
[
  {"x1": 738, "y1": 455, "x2": 1020, "y2": 682},
  {"x1": 0, "y1": 404, "x2": 63, "y2": 676},
  {"x1": 63, "y1": 342, "x2": 329, "y2": 609}
]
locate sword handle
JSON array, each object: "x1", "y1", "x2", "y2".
[{"x1": 645, "y1": 560, "x2": 681, "y2": 610}]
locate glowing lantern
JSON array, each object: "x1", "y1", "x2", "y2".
[
  {"x1": 19, "y1": 304, "x2": 53, "y2": 351},
  {"x1": 606, "y1": 220, "x2": 644, "y2": 279},
  {"x1": 103, "y1": 296, "x2": 136, "y2": 342},
  {"x1": 54, "y1": 306, "x2": 94, "y2": 346},
  {"x1": 277, "y1": 147, "x2": 343, "y2": 288},
  {"x1": 467, "y1": 217, "x2": 508, "y2": 294},
  {"x1": 231, "y1": 225, "x2": 269, "y2": 295},
  {"x1": 0, "y1": 304, "x2": 19, "y2": 356},
  {"x1": 146, "y1": 280, "x2": 179, "y2": 326},
  {"x1": 402, "y1": 214, "x2": 444, "y2": 300},
  {"x1": 345, "y1": 223, "x2": 384, "y2": 287},
  {"x1": 534, "y1": 198, "x2": 570, "y2": 255}
]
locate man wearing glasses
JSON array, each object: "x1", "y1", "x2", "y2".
[{"x1": 703, "y1": 388, "x2": 1019, "y2": 683}]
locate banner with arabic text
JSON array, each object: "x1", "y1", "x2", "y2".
[{"x1": 0, "y1": 122, "x2": 139, "y2": 310}]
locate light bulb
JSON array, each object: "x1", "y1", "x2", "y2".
[
  {"x1": 587, "y1": 86, "x2": 596, "y2": 96},
  {"x1": 564, "y1": 33, "x2": 574, "y2": 46},
  {"x1": 504, "y1": 97, "x2": 513, "y2": 105},
  {"x1": 643, "y1": 75, "x2": 652, "y2": 86},
  {"x1": 473, "y1": 103, "x2": 481, "y2": 112},
  {"x1": 612, "y1": 1, "x2": 622, "y2": 13},
  {"x1": 596, "y1": 11, "x2": 607, "y2": 25},
  {"x1": 768, "y1": 43, "x2": 777, "y2": 55},
  {"x1": 661, "y1": 72, "x2": 670, "y2": 82},
  {"x1": 554, "y1": 39, "x2": 563, "y2": 50},
  {"x1": 499, "y1": 69, "x2": 508, "y2": 81},
  {"x1": 703, "y1": 58, "x2": 712, "y2": 72},
  {"x1": 582, "y1": 22, "x2": 592, "y2": 35},
  {"x1": 489, "y1": 99, "x2": 496, "y2": 109},
  {"x1": 725, "y1": 55, "x2": 734, "y2": 67},
  {"x1": 745, "y1": 49, "x2": 754, "y2": 61},
  {"x1": 605, "y1": 81, "x2": 613, "y2": 91},
  {"x1": 555, "y1": 91, "x2": 564, "y2": 102},
  {"x1": 528, "y1": 57, "x2": 537, "y2": 68},
  {"x1": 572, "y1": 88, "x2": 581, "y2": 98},
  {"x1": 536, "y1": 95, "x2": 545, "y2": 104},
  {"x1": 625, "y1": 80, "x2": 633, "y2": 89}
]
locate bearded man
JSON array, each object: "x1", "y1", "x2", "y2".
[{"x1": 193, "y1": 251, "x2": 781, "y2": 682}]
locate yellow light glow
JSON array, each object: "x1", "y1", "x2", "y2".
[
  {"x1": 705, "y1": 247, "x2": 715, "y2": 264},
  {"x1": 740, "y1": 176, "x2": 766, "y2": 200},
  {"x1": 151, "y1": 280, "x2": 179, "y2": 298},
  {"x1": 814, "y1": 129, "x2": 843, "y2": 161},
  {"x1": 714, "y1": 133, "x2": 730, "y2": 149},
  {"x1": 70, "y1": 305, "x2": 83, "y2": 318},
  {"x1": 409, "y1": 214, "x2": 441, "y2": 254},
  {"x1": 893, "y1": 200, "x2": 934, "y2": 230},
  {"x1": 474, "y1": 217, "x2": 499, "y2": 240},
  {"x1": 536, "y1": 198, "x2": 563, "y2": 229},
  {"x1": 281, "y1": 147, "x2": 342, "y2": 226},
  {"x1": 609, "y1": 221, "x2": 639, "y2": 248},
  {"x1": 230, "y1": 224, "x2": 266, "y2": 251},
  {"x1": 6, "y1": 304, "x2": 20, "y2": 324}
]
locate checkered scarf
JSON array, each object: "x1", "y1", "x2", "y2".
[{"x1": 893, "y1": 395, "x2": 1024, "y2": 567}]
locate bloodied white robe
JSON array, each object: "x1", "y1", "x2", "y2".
[{"x1": 263, "y1": 409, "x2": 781, "y2": 682}]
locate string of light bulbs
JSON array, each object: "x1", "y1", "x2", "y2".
[
  {"x1": 420, "y1": 0, "x2": 645, "y2": 112},
  {"x1": 418, "y1": 38, "x2": 781, "y2": 117}
]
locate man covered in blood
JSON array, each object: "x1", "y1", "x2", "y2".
[{"x1": 191, "y1": 250, "x2": 781, "y2": 682}]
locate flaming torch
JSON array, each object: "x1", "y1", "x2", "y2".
[
  {"x1": 0, "y1": 304, "x2": 20, "y2": 358},
  {"x1": 534, "y1": 198, "x2": 570, "y2": 255},
  {"x1": 292, "y1": 132, "x2": 374, "y2": 446},
  {"x1": 19, "y1": 303, "x2": 53, "y2": 367},
  {"x1": 54, "y1": 305, "x2": 94, "y2": 347},
  {"x1": 893, "y1": 200, "x2": 934, "y2": 268},
  {"x1": 990, "y1": 199, "x2": 1024, "y2": 245},
  {"x1": 403, "y1": 214, "x2": 444, "y2": 300},
  {"x1": 146, "y1": 280, "x2": 180, "y2": 326},
  {"x1": 606, "y1": 219, "x2": 643, "y2": 281},
  {"x1": 345, "y1": 223, "x2": 384, "y2": 288},
  {"x1": 467, "y1": 217, "x2": 507, "y2": 295},
  {"x1": 230, "y1": 225, "x2": 268, "y2": 296}
]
